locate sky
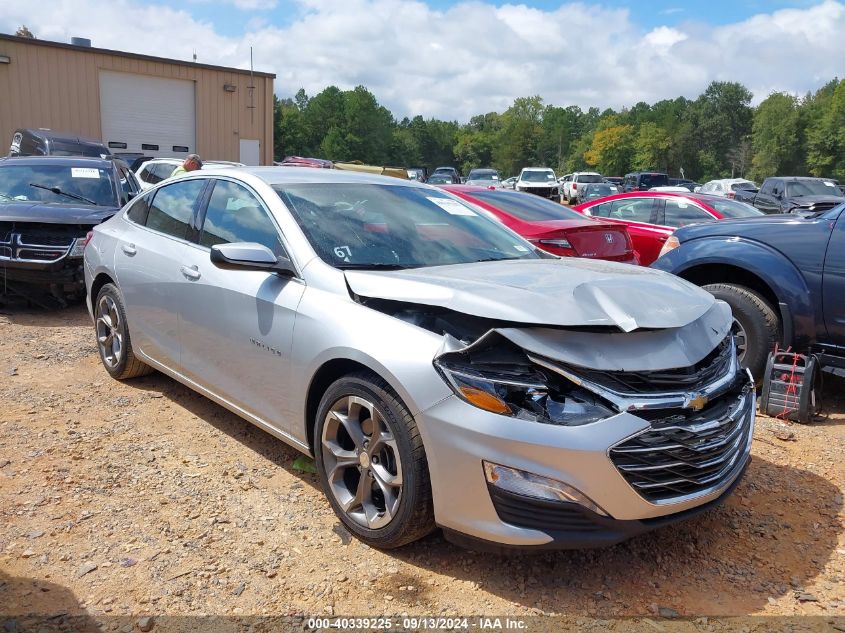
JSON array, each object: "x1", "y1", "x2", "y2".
[{"x1": 2, "y1": 0, "x2": 843, "y2": 121}]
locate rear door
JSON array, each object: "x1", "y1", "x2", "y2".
[
  {"x1": 584, "y1": 197, "x2": 665, "y2": 264},
  {"x1": 178, "y1": 178, "x2": 305, "y2": 433},
  {"x1": 657, "y1": 197, "x2": 715, "y2": 229},
  {"x1": 114, "y1": 178, "x2": 209, "y2": 369}
]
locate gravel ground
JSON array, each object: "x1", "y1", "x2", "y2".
[{"x1": 1, "y1": 305, "x2": 844, "y2": 628}]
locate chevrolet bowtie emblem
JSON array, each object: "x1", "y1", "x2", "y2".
[{"x1": 688, "y1": 393, "x2": 708, "y2": 411}]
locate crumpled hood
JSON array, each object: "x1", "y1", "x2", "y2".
[
  {"x1": 345, "y1": 258, "x2": 715, "y2": 332},
  {"x1": 0, "y1": 201, "x2": 119, "y2": 224}
]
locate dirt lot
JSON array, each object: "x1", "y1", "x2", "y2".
[{"x1": 1, "y1": 305, "x2": 844, "y2": 626}]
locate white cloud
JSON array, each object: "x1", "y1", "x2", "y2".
[{"x1": 2, "y1": 0, "x2": 844, "y2": 120}]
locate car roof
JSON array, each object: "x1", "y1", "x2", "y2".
[
  {"x1": 0, "y1": 155, "x2": 116, "y2": 168},
  {"x1": 16, "y1": 128, "x2": 105, "y2": 145}
]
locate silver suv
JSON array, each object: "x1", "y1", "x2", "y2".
[{"x1": 84, "y1": 167, "x2": 754, "y2": 550}]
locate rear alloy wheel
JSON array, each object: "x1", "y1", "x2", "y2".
[
  {"x1": 703, "y1": 283, "x2": 779, "y2": 383},
  {"x1": 95, "y1": 284, "x2": 154, "y2": 380},
  {"x1": 314, "y1": 372, "x2": 434, "y2": 548}
]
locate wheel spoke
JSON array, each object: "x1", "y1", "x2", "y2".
[
  {"x1": 331, "y1": 407, "x2": 366, "y2": 451},
  {"x1": 371, "y1": 467, "x2": 400, "y2": 521}
]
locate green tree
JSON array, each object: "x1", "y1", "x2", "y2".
[
  {"x1": 806, "y1": 79, "x2": 845, "y2": 179},
  {"x1": 584, "y1": 124, "x2": 635, "y2": 175},
  {"x1": 15, "y1": 25, "x2": 34, "y2": 38},
  {"x1": 632, "y1": 122, "x2": 671, "y2": 172},
  {"x1": 494, "y1": 96, "x2": 544, "y2": 176},
  {"x1": 750, "y1": 92, "x2": 802, "y2": 180}
]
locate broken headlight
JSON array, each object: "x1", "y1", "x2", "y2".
[{"x1": 434, "y1": 338, "x2": 615, "y2": 426}]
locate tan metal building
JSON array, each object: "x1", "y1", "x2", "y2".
[{"x1": 0, "y1": 34, "x2": 275, "y2": 165}]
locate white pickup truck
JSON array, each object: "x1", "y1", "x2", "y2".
[{"x1": 514, "y1": 167, "x2": 559, "y2": 199}]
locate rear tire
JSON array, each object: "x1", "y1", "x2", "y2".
[
  {"x1": 703, "y1": 283, "x2": 779, "y2": 383},
  {"x1": 314, "y1": 371, "x2": 435, "y2": 549},
  {"x1": 94, "y1": 284, "x2": 154, "y2": 380}
]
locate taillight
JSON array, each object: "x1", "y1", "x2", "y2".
[
  {"x1": 572, "y1": 183, "x2": 577, "y2": 190},
  {"x1": 85, "y1": 231, "x2": 94, "y2": 246},
  {"x1": 529, "y1": 238, "x2": 574, "y2": 250},
  {"x1": 726, "y1": 192, "x2": 735, "y2": 199}
]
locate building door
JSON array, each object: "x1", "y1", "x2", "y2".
[
  {"x1": 239, "y1": 139, "x2": 260, "y2": 166},
  {"x1": 100, "y1": 70, "x2": 196, "y2": 159}
]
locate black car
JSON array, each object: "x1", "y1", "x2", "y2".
[
  {"x1": 0, "y1": 156, "x2": 140, "y2": 306},
  {"x1": 622, "y1": 171, "x2": 669, "y2": 192},
  {"x1": 9, "y1": 128, "x2": 110, "y2": 159},
  {"x1": 430, "y1": 166, "x2": 461, "y2": 184},
  {"x1": 653, "y1": 205, "x2": 845, "y2": 381}
]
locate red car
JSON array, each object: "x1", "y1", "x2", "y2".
[
  {"x1": 572, "y1": 191, "x2": 763, "y2": 265},
  {"x1": 442, "y1": 185, "x2": 638, "y2": 263}
]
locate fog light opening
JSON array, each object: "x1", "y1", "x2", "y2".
[{"x1": 483, "y1": 461, "x2": 608, "y2": 516}]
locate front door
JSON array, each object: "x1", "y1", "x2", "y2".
[
  {"x1": 178, "y1": 178, "x2": 304, "y2": 433},
  {"x1": 823, "y1": 211, "x2": 845, "y2": 345}
]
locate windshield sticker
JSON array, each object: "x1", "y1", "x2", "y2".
[
  {"x1": 333, "y1": 245, "x2": 352, "y2": 261},
  {"x1": 71, "y1": 168, "x2": 101, "y2": 179},
  {"x1": 513, "y1": 245, "x2": 529, "y2": 252},
  {"x1": 824, "y1": 181, "x2": 836, "y2": 187},
  {"x1": 426, "y1": 197, "x2": 477, "y2": 216}
]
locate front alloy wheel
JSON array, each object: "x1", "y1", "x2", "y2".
[
  {"x1": 321, "y1": 395, "x2": 403, "y2": 529},
  {"x1": 314, "y1": 372, "x2": 434, "y2": 548}
]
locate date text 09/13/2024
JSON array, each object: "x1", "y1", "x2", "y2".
[{"x1": 306, "y1": 617, "x2": 527, "y2": 630}]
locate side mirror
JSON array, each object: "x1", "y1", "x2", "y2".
[{"x1": 210, "y1": 242, "x2": 296, "y2": 276}]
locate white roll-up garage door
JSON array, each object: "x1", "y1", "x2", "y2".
[{"x1": 100, "y1": 70, "x2": 196, "y2": 159}]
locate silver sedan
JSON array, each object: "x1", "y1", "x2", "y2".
[{"x1": 84, "y1": 167, "x2": 754, "y2": 550}]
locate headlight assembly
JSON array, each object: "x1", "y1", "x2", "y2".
[{"x1": 434, "y1": 337, "x2": 615, "y2": 426}]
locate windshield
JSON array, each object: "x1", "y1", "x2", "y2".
[
  {"x1": 786, "y1": 180, "x2": 844, "y2": 198},
  {"x1": 275, "y1": 183, "x2": 539, "y2": 269},
  {"x1": 640, "y1": 173, "x2": 669, "y2": 188},
  {"x1": 576, "y1": 174, "x2": 603, "y2": 183},
  {"x1": 467, "y1": 170, "x2": 499, "y2": 181},
  {"x1": 706, "y1": 198, "x2": 764, "y2": 218},
  {"x1": 0, "y1": 164, "x2": 117, "y2": 206},
  {"x1": 469, "y1": 190, "x2": 584, "y2": 222},
  {"x1": 521, "y1": 170, "x2": 555, "y2": 182},
  {"x1": 426, "y1": 175, "x2": 452, "y2": 184}
]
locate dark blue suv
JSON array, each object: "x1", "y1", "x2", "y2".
[{"x1": 652, "y1": 206, "x2": 845, "y2": 381}]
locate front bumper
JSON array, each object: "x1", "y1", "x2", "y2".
[
  {"x1": 517, "y1": 186, "x2": 558, "y2": 199},
  {"x1": 418, "y1": 374, "x2": 754, "y2": 549}
]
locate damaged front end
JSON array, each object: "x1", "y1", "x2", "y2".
[{"x1": 357, "y1": 291, "x2": 753, "y2": 511}]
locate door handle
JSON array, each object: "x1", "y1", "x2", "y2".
[
  {"x1": 657, "y1": 236, "x2": 668, "y2": 243},
  {"x1": 121, "y1": 243, "x2": 137, "y2": 256},
  {"x1": 180, "y1": 265, "x2": 201, "y2": 281}
]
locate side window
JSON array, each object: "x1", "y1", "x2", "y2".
[
  {"x1": 116, "y1": 166, "x2": 136, "y2": 204},
  {"x1": 609, "y1": 198, "x2": 655, "y2": 223},
  {"x1": 146, "y1": 179, "x2": 206, "y2": 239},
  {"x1": 126, "y1": 193, "x2": 152, "y2": 225},
  {"x1": 663, "y1": 199, "x2": 712, "y2": 228},
  {"x1": 200, "y1": 180, "x2": 285, "y2": 256},
  {"x1": 760, "y1": 180, "x2": 774, "y2": 195},
  {"x1": 589, "y1": 202, "x2": 612, "y2": 217}
]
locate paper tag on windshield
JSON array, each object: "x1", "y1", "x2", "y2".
[
  {"x1": 71, "y1": 168, "x2": 100, "y2": 179},
  {"x1": 427, "y1": 197, "x2": 476, "y2": 216},
  {"x1": 824, "y1": 181, "x2": 836, "y2": 187}
]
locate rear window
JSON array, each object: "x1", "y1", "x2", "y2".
[
  {"x1": 576, "y1": 174, "x2": 603, "y2": 183},
  {"x1": 707, "y1": 198, "x2": 763, "y2": 218},
  {"x1": 639, "y1": 173, "x2": 669, "y2": 188},
  {"x1": 470, "y1": 190, "x2": 583, "y2": 222}
]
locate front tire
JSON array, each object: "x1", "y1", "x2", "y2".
[
  {"x1": 94, "y1": 284, "x2": 154, "y2": 380},
  {"x1": 314, "y1": 372, "x2": 435, "y2": 549},
  {"x1": 703, "y1": 283, "x2": 779, "y2": 383}
]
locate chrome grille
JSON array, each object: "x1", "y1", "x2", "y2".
[
  {"x1": 0, "y1": 222, "x2": 77, "y2": 263},
  {"x1": 609, "y1": 387, "x2": 754, "y2": 504}
]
